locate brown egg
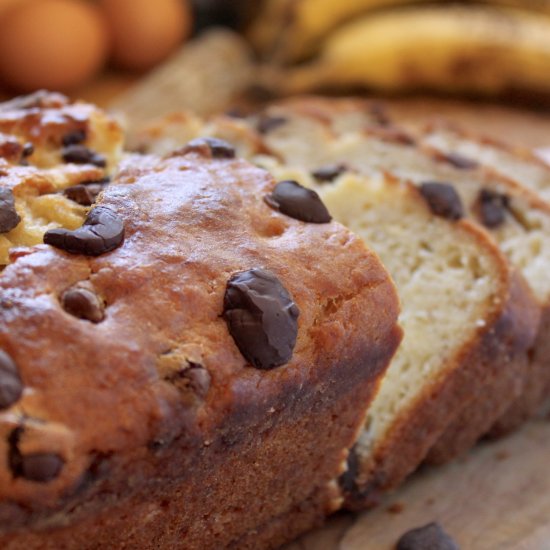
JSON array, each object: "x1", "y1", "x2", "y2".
[
  {"x1": 101, "y1": 0, "x2": 192, "y2": 71},
  {"x1": 0, "y1": 0, "x2": 109, "y2": 92}
]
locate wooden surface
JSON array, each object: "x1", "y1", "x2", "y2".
[{"x1": 286, "y1": 422, "x2": 550, "y2": 550}]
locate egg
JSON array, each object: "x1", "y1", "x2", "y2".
[
  {"x1": 100, "y1": 0, "x2": 192, "y2": 71},
  {"x1": 0, "y1": 0, "x2": 109, "y2": 92}
]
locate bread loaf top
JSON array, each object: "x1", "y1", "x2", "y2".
[{"x1": 0, "y1": 141, "x2": 400, "y2": 530}]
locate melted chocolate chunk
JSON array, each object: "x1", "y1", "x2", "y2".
[
  {"x1": 20, "y1": 453, "x2": 64, "y2": 483},
  {"x1": 311, "y1": 164, "x2": 347, "y2": 183},
  {"x1": 62, "y1": 145, "x2": 106, "y2": 168},
  {"x1": 339, "y1": 445, "x2": 360, "y2": 496},
  {"x1": 256, "y1": 115, "x2": 287, "y2": 134},
  {"x1": 44, "y1": 205, "x2": 124, "y2": 256},
  {"x1": 223, "y1": 269, "x2": 299, "y2": 370},
  {"x1": 63, "y1": 183, "x2": 106, "y2": 206},
  {"x1": 183, "y1": 137, "x2": 235, "y2": 159},
  {"x1": 397, "y1": 522, "x2": 460, "y2": 550},
  {"x1": 0, "y1": 187, "x2": 21, "y2": 233},
  {"x1": 21, "y1": 142, "x2": 34, "y2": 158},
  {"x1": 419, "y1": 182, "x2": 464, "y2": 220},
  {"x1": 443, "y1": 152, "x2": 479, "y2": 170},
  {"x1": 265, "y1": 180, "x2": 332, "y2": 224},
  {"x1": 8, "y1": 429, "x2": 63, "y2": 483},
  {"x1": 0, "y1": 350, "x2": 22, "y2": 410},
  {"x1": 62, "y1": 129, "x2": 86, "y2": 147},
  {"x1": 477, "y1": 188, "x2": 509, "y2": 228},
  {"x1": 61, "y1": 287, "x2": 105, "y2": 323}
]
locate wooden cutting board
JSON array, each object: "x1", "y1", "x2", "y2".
[{"x1": 285, "y1": 421, "x2": 550, "y2": 550}]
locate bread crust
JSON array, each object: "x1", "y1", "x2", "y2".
[
  {"x1": 0, "y1": 151, "x2": 401, "y2": 547},
  {"x1": 425, "y1": 271, "x2": 540, "y2": 464}
]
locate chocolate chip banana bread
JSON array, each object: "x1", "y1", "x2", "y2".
[{"x1": 0, "y1": 138, "x2": 401, "y2": 549}]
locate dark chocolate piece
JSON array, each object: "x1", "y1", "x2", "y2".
[
  {"x1": 444, "y1": 152, "x2": 479, "y2": 170},
  {"x1": 21, "y1": 142, "x2": 34, "y2": 158},
  {"x1": 183, "y1": 137, "x2": 235, "y2": 159},
  {"x1": 419, "y1": 182, "x2": 464, "y2": 220},
  {"x1": 0, "y1": 350, "x2": 22, "y2": 410},
  {"x1": 256, "y1": 115, "x2": 287, "y2": 134},
  {"x1": 0, "y1": 187, "x2": 21, "y2": 233},
  {"x1": 311, "y1": 164, "x2": 347, "y2": 183},
  {"x1": 63, "y1": 183, "x2": 106, "y2": 206},
  {"x1": 477, "y1": 188, "x2": 509, "y2": 228},
  {"x1": 61, "y1": 287, "x2": 105, "y2": 323},
  {"x1": 62, "y1": 145, "x2": 106, "y2": 168},
  {"x1": 62, "y1": 129, "x2": 86, "y2": 147},
  {"x1": 43, "y1": 205, "x2": 124, "y2": 256},
  {"x1": 8, "y1": 429, "x2": 63, "y2": 483},
  {"x1": 396, "y1": 522, "x2": 460, "y2": 550},
  {"x1": 223, "y1": 268, "x2": 299, "y2": 370},
  {"x1": 265, "y1": 180, "x2": 332, "y2": 224},
  {"x1": 20, "y1": 453, "x2": 64, "y2": 483}
]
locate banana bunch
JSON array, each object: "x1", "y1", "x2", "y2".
[
  {"x1": 251, "y1": 1, "x2": 550, "y2": 101},
  {"x1": 249, "y1": 0, "x2": 421, "y2": 62}
]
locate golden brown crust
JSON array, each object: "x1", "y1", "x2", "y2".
[
  {"x1": 0, "y1": 150, "x2": 401, "y2": 547},
  {"x1": 425, "y1": 271, "x2": 540, "y2": 464}
]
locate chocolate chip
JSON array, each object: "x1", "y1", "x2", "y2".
[
  {"x1": 477, "y1": 188, "x2": 509, "y2": 228},
  {"x1": 443, "y1": 152, "x2": 479, "y2": 170},
  {"x1": 21, "y1": 142, "x2": 34, "y2": 158},
  {"x1": 256, "y1": 115, "x2": 287, "y2": 134},
  {"x1": 61, "y1": 287, "x2": 105, "y2": 322},
  {"x1": 265, "y1": 180, "x2": 332, "y2": 224},
  {"x1": 0, "y1": 187, "x2": 21, "y2": 233},
  {"x1": 372, "y1": 125, "x2": 415, "y2": 146},
  {"x1": 62, "y1": 145, "x2": 106, "y2": 168},
  {"x1": 339, "y1": 444, "x2": 361, "y2": 496},
  {"x1": 223, "y1": 268, "x2": 299, "y2": 370},
  {"x1": 8, "y1": 427, "x2": 63, "y2": 483},
  {"x1": 43, "y1": 205, "x2": 124, "y2": 256},
  {"x1": 62, "y1": 129, "x2": 86, "y2": 147},
  {"x1": 396, "y1": 522, "x2": 460, "y2": 550},
  {"x1": 21, "y1": 454, "x2": 64, "y2": 483},
  {"x1": 63, "y1": 183, "x2": 106, "y2": 206},
  {"x1": 183, "y1": 137, "x2": 235, "y2": 159},
  {"x1": 0, "y1": 350, "x2": 22, "y2": 410},
  {"x1": 419, "y1": 182, "x2": 464, "y2": 220},
  {"x1": 311, "y1": 164, "x2": 347, "y2": 183}
]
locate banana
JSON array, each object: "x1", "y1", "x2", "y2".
[
  {"x1": 248, "y1": 0, "x2": 426, "y2": 62},
  {"x1": 479, "y1": 0, "x2": 550, "y2": 12},
  {"x1": 263, "y1": 5, "x2": 550, "y2": 100}
]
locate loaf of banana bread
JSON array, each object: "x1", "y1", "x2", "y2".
[{"x1": 0, "y1": 134, "x2": 401, "y2": 548}]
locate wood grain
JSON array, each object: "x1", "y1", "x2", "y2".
[{"x1": 287, "y1": 422, "x2": 550, "y2": 550}]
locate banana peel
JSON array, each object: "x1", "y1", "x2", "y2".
[{"x1": 259, "y1": 5, "x2": 550, "y2": 100}]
